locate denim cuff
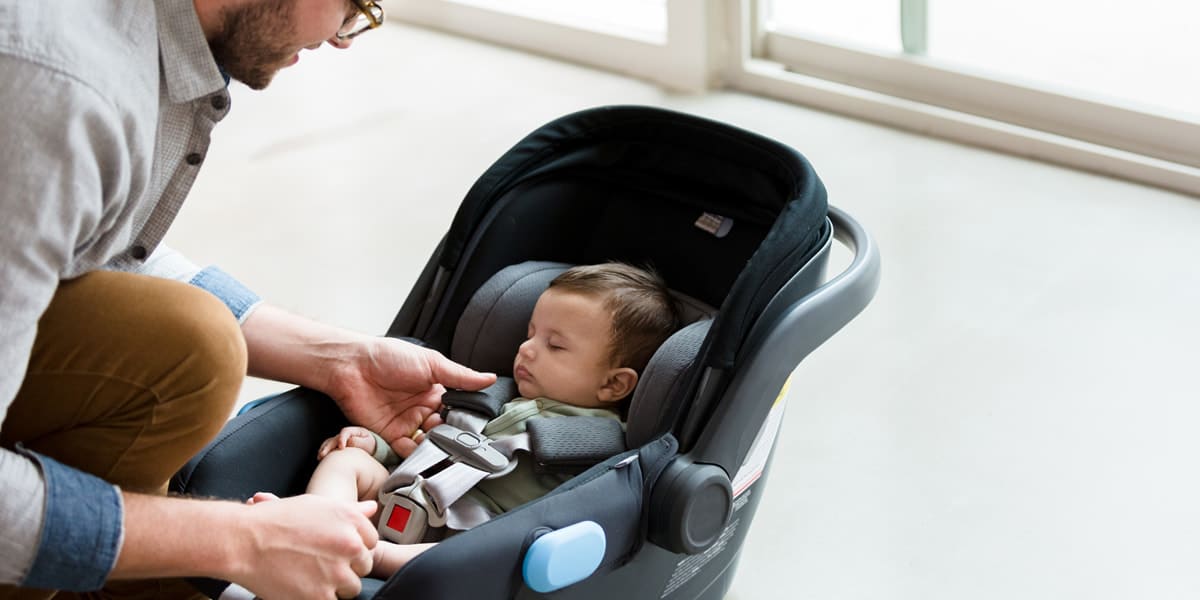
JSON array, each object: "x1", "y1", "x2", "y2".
[
  {"x1": 20, "y1": 451, "x2": 123, "y2": 591},
  {"x1": 190, "y1": 265, "x2": 262, "y2": 323}
]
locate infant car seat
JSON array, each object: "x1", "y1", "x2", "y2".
[{"x1": 173, "y1": 105, "x2": 881, "y2": 600}]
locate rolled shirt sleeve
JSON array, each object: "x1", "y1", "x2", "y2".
[
  {"x1": 14, "y1": 450, "x2": 124, "y2": 591},
  {"x1": 137, "y1": 245, "x2": 262, "y2": 323}
]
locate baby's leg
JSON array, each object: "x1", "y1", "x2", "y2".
[
  {"x1": 371, "y1": 542, "x2": 436, "y2": 578},
  {"x1": 307, "y1": 447, "x2": 390, "y2": 505}
]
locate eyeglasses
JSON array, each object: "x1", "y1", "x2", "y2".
[{"x1": 337, "y1": 0, "x2": 385, "y2": 41}]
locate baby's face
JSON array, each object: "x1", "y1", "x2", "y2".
[{"x1": 513, "y1": 289, "x2": 617, "y2": 408}]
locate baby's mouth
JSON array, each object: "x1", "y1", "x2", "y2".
[{"x1": 514, "y1": 365, "x2": 532, "y2": 381}]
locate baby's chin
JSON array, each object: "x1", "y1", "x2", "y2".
[{"x1": 515, "y1": 380, "x2": 536, "y2": 399}]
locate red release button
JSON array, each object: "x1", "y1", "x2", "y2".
[{"x1": 386, "y1": 505, "x2": 413, "y2": 532}]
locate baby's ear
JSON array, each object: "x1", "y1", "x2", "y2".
[{"x1": 599, "y1": 368, "x2": 639, "y2": 404}]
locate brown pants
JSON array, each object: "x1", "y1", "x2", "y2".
[{"x1": 0, "y1": 272, "x2": 247, "y2": 599}]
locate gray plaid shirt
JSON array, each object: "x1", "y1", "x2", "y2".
[{"x1": 0, "y1": 0, "x2": 249, "y2": 588}]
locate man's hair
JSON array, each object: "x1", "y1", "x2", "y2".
[{"x1": 548, "y1": 262, "x2": 682, "y2": 373}]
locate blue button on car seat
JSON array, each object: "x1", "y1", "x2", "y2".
[{"x1": 522, "y1": 520, "x2": 606, "y2": 593}]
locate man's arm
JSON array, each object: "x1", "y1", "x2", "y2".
[
  {"x1": 113, "y1": 492, "x2": 377, "y2": 599},
  {"x1": 0, "y1": 56, "x2": 131, "y2": 587},
  {"x1": 0, "y1": 451, "x2": 50, "y2": 583}
]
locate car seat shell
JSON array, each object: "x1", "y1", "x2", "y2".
[{"x1": 172, "y1": 106, "x2": 880, "y2": 600}]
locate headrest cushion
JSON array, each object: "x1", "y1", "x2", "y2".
[{"x1": 451, "y1": 261, "x2": 570, "y2": 375}]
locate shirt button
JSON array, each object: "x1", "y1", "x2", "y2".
[
  {"x1": 186, "y1": 152, "x2": 204, "y2": 166},
  {"x1": 211, "y1": 94, "x2": 228, "y2": 110},
  {"x1": 131, "y1": 245, "x2": 148, "y2": 260}
]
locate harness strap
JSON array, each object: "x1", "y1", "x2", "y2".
[
  {"x1": 378, "y1": 378, "x2": 626, "y2": 542},
  {"x1": 380, "y1": 422, "x2": 533, "y2": 537},
  {"x1": 420, "y1": 431, "x2": 531, "y2": 512},
  {"x1": 379, "y1": 435, "x2": 452, "y2": 493},
  {"x1": 442, "y1": 494, "x2": 495, "y2": 531},
  {"x1": 445, "y1": 409, "x2": 490, "y2": 434},
  {"x1": 423, "y1": 462, "x2": 490, "y2": 513}
]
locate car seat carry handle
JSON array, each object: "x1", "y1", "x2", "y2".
[{"x1": 690, "y1": 205, "x2": 882, "y2": 473}]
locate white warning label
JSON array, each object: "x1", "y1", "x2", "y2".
[
  {"x1": 730, "y1": 377, "x2": 791, "y2": 497},
  {"x1": 661, "y1": 517, "x2": 741, "y2": 598}
]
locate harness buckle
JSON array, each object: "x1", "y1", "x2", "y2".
[
  {"x1": 378, "y1": 476, "x2": 445, "y2": 544},
  {"x1": 426, "y1": 423, "x2": 509, "y2": 473}
]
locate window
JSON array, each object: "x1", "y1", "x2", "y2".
[
  {"x1": 391, "y1": 0, "x2": 1200, "y2": 195},
  {"x1": 391, "y1": 0, "x2": 707, "y2": 92},
  {"x1": 444, "y1": 0, "x2": 667, "y2": 43},
  {"x1": 751, "y1": 0, "x2": 1200, "y2": 195}
]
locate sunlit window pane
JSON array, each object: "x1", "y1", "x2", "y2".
[
  {"x1": 767, "y1": 0, "x2": 1199, "y2": 119},
  {"x1": 449, "y1": 0, "x2": 667, "y2": 41},
  {"x1": 767, "y1": 0, "x2": 901, "y2": 53},
  {"x1": 928, "y1": 0, "x2": 1199, "y2": 118}
]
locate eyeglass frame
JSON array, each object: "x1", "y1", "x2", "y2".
[{"x1": 336, "y1": 0, "x2": 385, "y2": 41}]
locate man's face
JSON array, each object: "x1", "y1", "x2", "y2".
[
  {"x1": 209, "y1": 0, "x2": 359, "y2": 90},
  {"x1": 512, "y1": 289, "x2": 620, "y2": 408}
]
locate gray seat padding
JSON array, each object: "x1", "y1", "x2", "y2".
[{"x1": 626, "y1": 319, "x2": 710, "y2": 448}]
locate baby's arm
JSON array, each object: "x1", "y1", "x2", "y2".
[
  {"x1": 317, "y1": 426, "x2": 378, "y2": 460},
  {"x1": 372, "y1": 541, "x2": 436, "y2": 578}
]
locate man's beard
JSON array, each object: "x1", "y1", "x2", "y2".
[{"x1": 208, "y1": 0, "x2": 298, "y2": 90}]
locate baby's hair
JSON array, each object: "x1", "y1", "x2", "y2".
[{"x1": 548, "y1": 262, "x2": 682, "y2": 373}]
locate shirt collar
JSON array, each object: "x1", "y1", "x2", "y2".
[{"x1": 156, "y1": 0, "x2": 227, "y2": 103}]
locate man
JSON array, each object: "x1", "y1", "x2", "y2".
[{"x1": 0, "y1": 1, "x2": 494, "y2": 598}]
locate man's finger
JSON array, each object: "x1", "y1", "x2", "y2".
[
  {"x1": 428, "y1": 351, "x2": 496, "y2": 391},
  {"x1": 389, "y1": 437, "x2": 419, "y2": 459},
  {"x1": 350, "y1": 547, "x2": 373, "y2": 578},
  {"x1": 420, "y1": 411, "x2": 443, "y2": 433},
  {"x1": 334, "y1": 570, "x2": 363, "y2": 600},
  {"x1": 355, "y1": 501, "x2": 380, "y2": 545}
]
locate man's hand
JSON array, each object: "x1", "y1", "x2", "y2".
[
  {"x1": 239, "y1": 305, "x2": 495, "y2": 458},
  {"x1": 112, "y1": 492, "x2": 378, "y2": 600},
  {"x1": 317, "y1": 426, "x2": 377, "y2": 460},
  {"x1": 327, "y1": 337, "x2": 495, "y2": 457},
  {"x1": 233, "y1": 494, "x2": 378, "y2": 599}
]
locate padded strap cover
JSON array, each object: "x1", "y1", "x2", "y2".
[
  {"x1": 527, "y1": 416, "x2": 627, "y2": 471},
  {"x1": 442, "y1": 377, "x2": 518, "y2": 419}
]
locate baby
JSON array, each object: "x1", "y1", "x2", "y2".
[{"x1": 306, "y1": 262, "x2": 681, "y2": 576}]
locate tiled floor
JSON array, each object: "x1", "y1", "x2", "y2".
[{"x1": 167, "y1": 23, "x2": 1200, "y2": 600}]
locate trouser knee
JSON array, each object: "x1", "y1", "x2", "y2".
[
  {"x1": 2, "y1": 271, "x2": 248, "y2": 493},
  {"x1": 154, "y1": 280, "x2": 248, "y2": 455}
]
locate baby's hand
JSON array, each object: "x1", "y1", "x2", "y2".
[
  {"x1": 317, "y1": 426, "x2": 377, "y2": 460},
  {"x1": 245, "y1": 491, "x2": 281, "y2": 505}
]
